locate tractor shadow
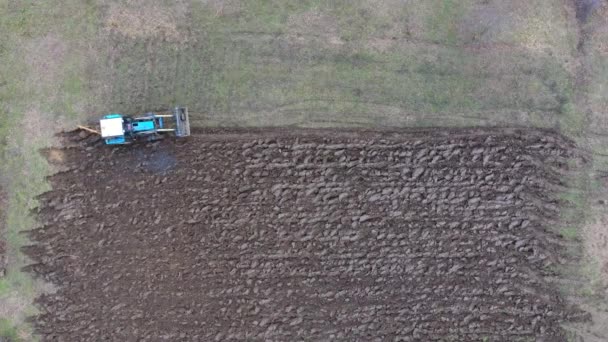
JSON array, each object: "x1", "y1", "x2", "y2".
[{"x1": 134, "y1": 145, "x2": 176, "y2": 175}]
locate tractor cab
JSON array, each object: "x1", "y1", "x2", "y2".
[{"x1": 99, "y1": 114, "x2": 128, "y2": 144}]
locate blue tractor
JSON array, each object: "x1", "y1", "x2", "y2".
[{"x1": 98, "y1": 107, "x2": 190, "y2": 145}]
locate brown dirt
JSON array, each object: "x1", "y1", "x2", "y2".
[{"x1": 26, "y1": 128, "x2": 587, "y2": 341}]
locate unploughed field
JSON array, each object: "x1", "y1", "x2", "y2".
[{"x1": 25, "y1": 128, "x2": 587, "y2": 341}]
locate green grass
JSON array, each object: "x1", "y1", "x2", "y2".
[
  {"x1": 0, "y1": 318, "x2": 19, "y2": 341},
  {"x1": 89, "y1": 0, "x2": 579, "y2": 130},
  {"x1": 0, "y1": 0, "x2": 97, "y2": 338},
  {"x1": 0, "y1": 1, "x2": 582, "y2": 126},
  {"x1": 552, "y1": 159, "x2": 608, "y2": 308},
  {"x1": 558, "y1": 162, "x2": 588, "y2": 233},
  {"x1": 0, "y1": 127, "x2": 53, "y2": 341},
  {"x1": 552, "y1": 172, "x2": 587, "y2": 267},
  {"x1": 559, "y1": 227, "x2": 579, "y2": 240},
  {"x1": 126, "y1": 40, "x2": 572, "y2": 127},
  {"x1": 0, "y1": 278, "x2": 9, "y2": 296},
  {"x1": 580, "y1": 260, "x2": 604, "y2": 297},
  {"x1": 425, "y1": 0, "x2": 471, "y2": 44}
]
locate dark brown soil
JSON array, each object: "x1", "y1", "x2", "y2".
[{"x1": 26, "y1": 128, "x2": 586, "y2": 341}]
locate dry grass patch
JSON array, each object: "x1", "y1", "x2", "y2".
[
  {"x1": 104, "y1": 1, "x2": 190, "y2": 43},
  {"x1": 287, "y1": 9, "x2": 344, "y2": 48}
]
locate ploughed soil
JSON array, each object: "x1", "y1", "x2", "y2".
[{"x1": 26, "y1": 128, "x2": 587, "y2": 341}]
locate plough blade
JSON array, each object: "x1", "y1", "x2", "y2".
[{"x1": 174, "y1": 107, "x2": 190, "y2": 137}]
